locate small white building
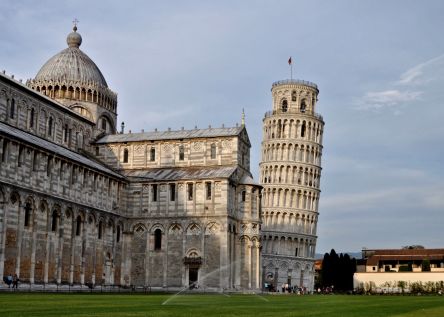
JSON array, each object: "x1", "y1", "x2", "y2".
[{"x1": 354, "y1": 248, "x2": 444, "y2": 292}]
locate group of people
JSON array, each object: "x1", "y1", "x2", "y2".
[
  {"x1": 2, "y1": 273, "x2": 19, "y2": 289},
  {"x1": 264, "y1": 282, "x2": 308, "y2": 294}
]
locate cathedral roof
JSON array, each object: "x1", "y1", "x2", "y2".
[
  {"x1": 121, "y1": 166, "x2": 237, "y2": 181},
  {"x1": 0, "y1": 121, "x2": 123, "y2": 179},
  {"x1": 34, "y1": 26, "x2": 108, "y2": 88},
  {"x1": 96, "y1": 126, "x2": 245, "y2": 143}
]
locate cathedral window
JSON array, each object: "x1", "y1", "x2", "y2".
[
  {"x1": 76, "y1": 216, "x2": 82, "y2": 236},
  {"x1": 68, "y1": 129, "x2": 72, "y2": 146},
  {"x1": 93, "y1": 173, "x2": 98, "y2": 190},
  {"x1": 154, "y1": 229, "x2": 162, "y2": 251},
  {"x1": 2, "y1": 140, "x2": 9, "y2": 162},
  {"x1": 170, "y1": 184, "x2": 176, "y2": 201},
  {"x1": 17, "y1": 145, "x2": 24, "y2": 167},
  {"x1": 187, "y1": 183, "x2": 193, "y2": 200},
  {"x1": 98, "y1": 221, "x2": 103, "y2": 239},
  {"x1": 83, "y1": 169, "x2": 87, "y2": 186},
  {"x1": 60, "y1": 162, "x2": 66, "y2": 180},
  {"x1": 48, "y1": 117, "x2": 53, "y2": 136},
  {"x1": 123, "y1": 148, "x2": 129, "y2": 163},
  {"x1": 71, "y1": 165, "x2": 76, "y2": 185},
  {"x1": 206, "y1": 182, "x2": 212, "y2": 200},
  {"x1": 179, "y1": 145, "x2": 185, "y2": 161},
  {"x1": 152, "y1": 184, "x2": 158, "y2": 202},
  {"x1": 282, "y1": 99, "x2": 288, "y2": 112},
  {"x1": 47, "y1": 156, "x2": 52, "y2": 177},
  {"x1": 9, "y1": 98, "x2": 15, "y2": 119},
  {"x1": 51, "y1": 210, "x2": 58, "y2": 232},
  {"x1": 210, "y1": 143, "x2": 216, "y2": 159},
  {"x1": 101, "y1": 117, "x2": 107, "y2": 130},
  {"x1": 116, "y1": 225, "x2": 121, "y2": 243},
  {"x1": 95, "y1": 146, "x2": 99, "y2": 156},
  {"x1": 241, "y1": 190, "x2": 246, "y2": 202},
  {"x1": 32, "y1": 151, "x2": 38, "y2": 171},
  {"x1": 29, "y1": 108, "x2": 35, "y2": 128},
  {"x1": 24, "y1": 202, "x2": 32, "y2": 228},
  {"x1": 150, "y1": 148, "x2": 156, "y2": 161},
  {"x1": 64, "y1": 124, "x2": 69, "y2": 143}
]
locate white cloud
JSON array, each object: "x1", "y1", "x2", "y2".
[
  {"x1": 397, "y1": 53, "x2": 444, "y2": 85},
  {"x1": 355, "y1": 89, "x2": 422, "y2": 110},
  {"x1": 355, "y1": 53, "x2": 444, "y2": 112}
]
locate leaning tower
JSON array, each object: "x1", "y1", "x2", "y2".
[{"x1": 260, "y1": 79, "x2": 324, "y2": 292}]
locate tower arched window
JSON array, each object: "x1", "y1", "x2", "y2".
[
  {"x1": 300, "y1": 100, "x2": 307, "y2": 113},
  {"x1": 292, "y1": 90, "x2": 297, "y2": 101},
  {"x1": 179, "y1": 145, "x2": 185, "y2": 161},
  {"x1": 301, "y1": 122, "x2": 306, "y2": 138},
  {"x1": 150, "y1": 148, "x2": 156, "y2": 161},
  {"x1": 154, "y1": 228, "x2": 162, "y2": 251},
  {"x1": 123, "y1": 149, "x2": 129, "y2": 163},
  {"x1": 210, "y1": 143, "x2": 216, "y2": 159},
  {"x1": 282, "y1": 99, "x2": 288, "y2": 112}
]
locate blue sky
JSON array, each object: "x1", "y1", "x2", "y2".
[{"x1": 1, "y1": 0, "x2": 444, "y2": 254}]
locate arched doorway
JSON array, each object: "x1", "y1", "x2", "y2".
[{"x1": 183, "y1": 250, "x2": 201, "y2": 289}]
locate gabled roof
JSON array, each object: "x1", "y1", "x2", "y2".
[
  {"x1": 96, "y1": 126, "x2": 245, "y2": 144},
  {"x1": 0, "y1": 122, "x2": 123, "y2": 179},
  {"x1": 121, "y1": 166, "x2": 237, "y2": 182}
]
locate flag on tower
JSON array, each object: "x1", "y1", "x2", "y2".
[{"x1": 288, "y1": 57, "x2": 292, "y2": 65}]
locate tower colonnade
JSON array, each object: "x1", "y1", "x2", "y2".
[{"x1": 260, "y1": 79, "x2": 324, "y2": 291}]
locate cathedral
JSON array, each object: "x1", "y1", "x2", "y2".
[{"x1": 0, "y1": 26, "x2": 262, "y2": 291}]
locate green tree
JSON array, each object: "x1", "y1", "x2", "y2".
[
  {"x1": 321, "y1": 249, "x2": 356, "y2": 291},
  {"x1": 422, "y1": 258, "x2": 431, "y2": 272}
]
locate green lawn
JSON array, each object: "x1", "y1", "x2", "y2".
[{"x1": 0, "y1": 293, "x2": 443, "y2": 317}]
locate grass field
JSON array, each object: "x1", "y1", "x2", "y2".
[{"x1": 0, "y1": 293, "x2": 443, "y2": 317}]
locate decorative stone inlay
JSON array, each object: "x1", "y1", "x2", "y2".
[
  {"x1": 192, "y1": 142, "x2": 202, "y2": 151},
  {"x1": 163, "y1": 144, "x2": 172, "y2": 152},
  {"x1": 169, "y1": 224, "x2": 182, "y2": 235},
  {"x1": 134, "y1": 144, "x2": 145, "y2": 155},
  {"x1": 205, "y1": 222, "x2": 220, "y2": 235},
  {"x1": 134, "y1": 224, "x2": 145, "y2": 236},
  {"x1": 222, "y1": 140, "x2": 231, "y2": 149},
  {"x1": 186, "y1": 223, "x2": 201, "y2": 235}
]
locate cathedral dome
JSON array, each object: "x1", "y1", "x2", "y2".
[
  {"x1": 34, "y1": 26, "x2": 108, "y2": 88},
  {"x1": 27, "y1": 25, "x2": 117, "y2": 123}
]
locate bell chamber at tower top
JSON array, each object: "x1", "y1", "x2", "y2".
[{"x1": 264, "y1": 79, "x2": 323, "y2": 122}]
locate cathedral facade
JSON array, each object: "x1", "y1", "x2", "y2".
[{"x1": 0, "y1": 27, "x2": 261, "y2": 290}]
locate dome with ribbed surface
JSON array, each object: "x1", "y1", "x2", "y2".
[{"x1": 34, "y1": 26, "x2": 108, "y2": 88}]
